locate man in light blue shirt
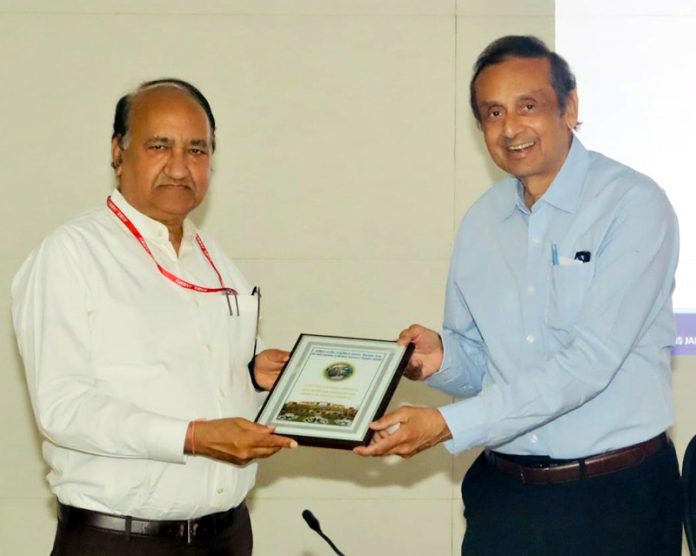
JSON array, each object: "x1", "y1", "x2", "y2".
[{"x1": 356, "y1": 36, "x2": 681, "y2": 555}]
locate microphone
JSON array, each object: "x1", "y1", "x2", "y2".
[{"x1": 301, "y1": 509, "x2": 346, "y2": 555}]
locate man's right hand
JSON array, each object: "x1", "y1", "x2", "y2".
[
  {"x1": 397, "y1": 324, "x2": 444, "y2": 381},
  {"x1": 185, "y1": 418, "x2": 297, "y2": 465}
]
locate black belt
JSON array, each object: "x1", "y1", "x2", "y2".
[
  {"x1": 57, "y1": 502, "x2": 245, "y2": 544},
  {"x1": 484, "y1": 433, "x2": 669, "y2": 485}
]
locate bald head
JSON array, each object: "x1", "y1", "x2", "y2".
[{"x1": 112, "y1": 78, "x2": 216, "y2": 155}]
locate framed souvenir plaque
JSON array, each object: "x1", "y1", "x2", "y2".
[{"x1": 255, "y1": 334, "x2": 414, "y2": 449}]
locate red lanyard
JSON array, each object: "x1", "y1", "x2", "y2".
[{"x1": 107, "y1": 196, "x2": 238, "y2": 297}]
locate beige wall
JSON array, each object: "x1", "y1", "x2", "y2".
[{"x1": 3, "y1": 1, "x2": 691, "y2": 555}]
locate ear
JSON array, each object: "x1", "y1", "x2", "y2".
[
  {"x1": 111, "y1": 137, "x2": 124, "y2": 177},
  {"x1": 563, "y1": 90, "x2": 579, "y2": 130}
]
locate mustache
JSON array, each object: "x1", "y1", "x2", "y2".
[
  {"x1": 500, "y1": 135, "x2": 533, "y2": 148},
  {"x1": 156, "y1": 179, "x2": 193, "y2": 189}
]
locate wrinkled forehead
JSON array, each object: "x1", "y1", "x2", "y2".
[
  {"x1": 475, "y1": 57, "x2": 556, "y2": 103},
  {"x1": 477, "y1": 57, "x2": 553, "y2": 89},
  {"x1": 128, "y1": 86, "x2": 211, "y2": 139}
]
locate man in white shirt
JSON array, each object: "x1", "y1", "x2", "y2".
[{"x1": 12, "y1": 78, "x2": 296, "y2": 556}]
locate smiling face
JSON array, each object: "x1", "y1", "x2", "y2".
[
  {"x1": 473, "y1": 56, "x2": 578, "y2": 201},
  {"x1": 111, "y1": 86, "x2": 213, "y2": 230}
]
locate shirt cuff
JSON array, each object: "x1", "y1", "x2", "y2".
[
  {"x1": 144, "y1": 416, "x2": 191, "y2": 464},
  {"x1": 438, "y1": 396, "x2": 487, "y2": 455},
  {"x1": 426, "y1": 334, "x2": 480, "y2": 398},
  {"x1": 424, "y1": 332, "x2": 450, "y2": 384}
]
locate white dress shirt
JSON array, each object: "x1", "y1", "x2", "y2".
[{"x1": 12, "y1": 189, "x2": 263, "y2": 519}]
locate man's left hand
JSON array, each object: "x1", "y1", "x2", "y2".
[
  {"x1": 353, "y1": 406, "x2": 452, "y2": 458},
  {"x1": 253, "y1": 349, "x2": 290, "y2": 390}
]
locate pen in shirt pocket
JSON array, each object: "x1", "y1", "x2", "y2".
[{"x1": 551, "y1": 243, "x2": 559, "y2": 266}]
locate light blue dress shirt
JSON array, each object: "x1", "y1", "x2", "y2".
[{"x1": 429, "y1": 137, "x2": 679, "y2": 458}]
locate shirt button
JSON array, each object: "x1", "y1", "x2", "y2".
[
  {"x1": 217, "y1": 388, "x2": 225, "y2": 398},
  {"x1": 527, "y1": 286, "x2": 535, "y2": 294},
  {"x1": 530, "y1": 434, "x2": 538, "y2": 444},
  {"x1": 203, "y1": 344, "x2": 211, "y2": 353},
  {"x1": 217, "y1": 488, "x2": 224, "y2": 494},
  {"x1": 531, "y1": 237, "x2": 541, "y2": 244},
  {"x1": 526, "y1": 335, "x2": 535, "y2": 344}
]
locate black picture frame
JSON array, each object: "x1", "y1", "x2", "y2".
[{"x1": 255, "y1": 334, "x2": 414, "y2": 449}]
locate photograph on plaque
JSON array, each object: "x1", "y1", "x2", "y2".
[{"x1": 255, "y1": 334, "x2": 414, "y2": 449}]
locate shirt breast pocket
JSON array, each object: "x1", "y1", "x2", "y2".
[
  {"x1": 545, "y1": 263, "x2": 594, "y2": 330},
  {"x1": 226, "y1": 294, "x2": 260, "y2": 369}
]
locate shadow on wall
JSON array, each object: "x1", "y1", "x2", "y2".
[
  {"x1": 255, "y1": 444, "x2": 479, "y2": 490},
  {"x1": 255, "y1": 378, "x2": 480, "y2": 490}
]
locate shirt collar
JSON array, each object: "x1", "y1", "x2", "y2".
[
  {"x1": 498, "y1": 135, "x2": 589, "y2": 220},
  {"x1": 536, "y1": 136, "x2": 589, "y2": 214},
  {"x1": 491, "y1": 179, "x2": 525, "y2": 222},
  {"x1": 109, "y1": 188, "x2": 198, "y2": 247}
]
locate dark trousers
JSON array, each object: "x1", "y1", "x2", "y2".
[
  {"x1": 461, "y1": 442, "x2": 682, "y2": 556},
  {"x1": 50, "y1": 504, "x2": 253, "y2": 556}
]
